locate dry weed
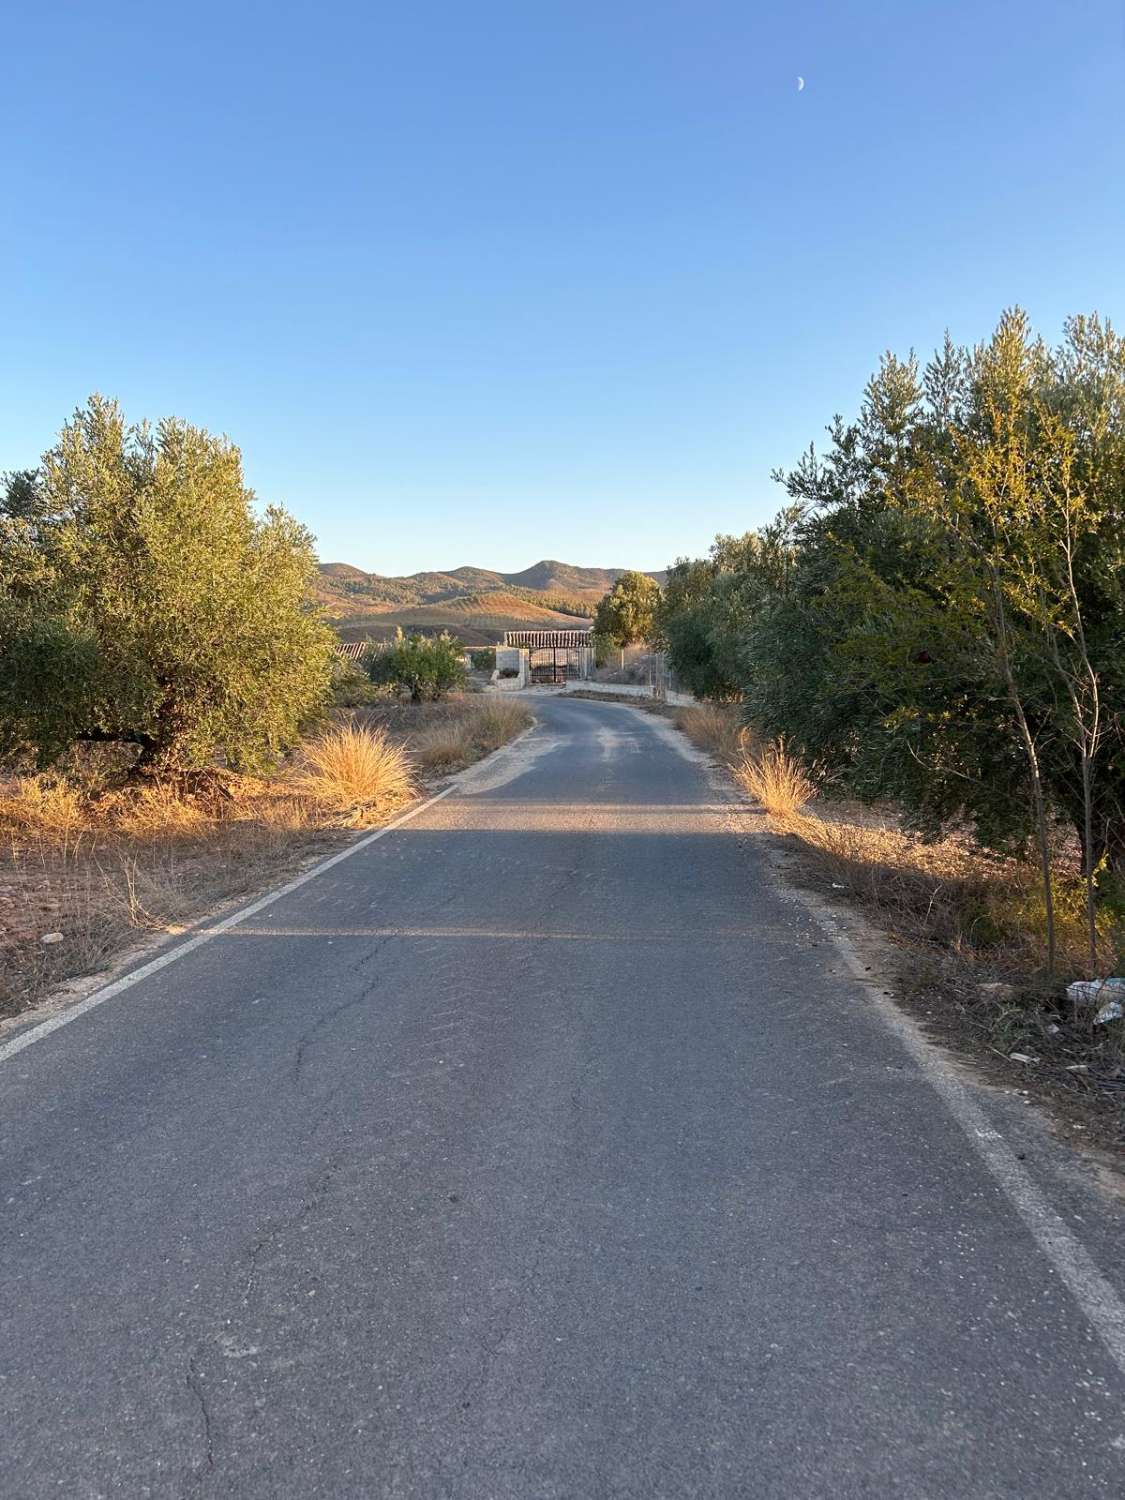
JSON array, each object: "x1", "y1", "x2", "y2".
[
  {"x1": 412, "y1": 722, "x2": 472, "y2": 771},
  {"x1": 676, "y1": 704, "x2": 749, "y2": 763},
  {"x1": 733, "y1": 741, "x2": 1109, "y2": 973},
  {"x1": 470, "y1": 699, "x2": 533, "y2": 751},
  {"x1": 0, "y1": 775, "x2": 88, "y2": 844},
  {"x1": 733, "y1": 739, "x2": 815, "y2": 819},
  {"x1": 411, "y1": 699, "x2": 531, "y2": 771},
  {"x1": 295, "y1": 723, "x2": 415, "y2": 823},
  {"x1": 111, "y1": 782, "x2": 211, "y2": 837}
]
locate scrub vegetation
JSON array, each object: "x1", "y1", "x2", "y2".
[
  {"x1": 1, "y1": 397, "x2": 336, "y2": 776},
  {"x1": 363, "y1": 629, "x2": 467, "y2": 702}
]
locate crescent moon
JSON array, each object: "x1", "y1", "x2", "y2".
[{"x1": 797, "y1": 76, "x2": 805, "y2": 91}]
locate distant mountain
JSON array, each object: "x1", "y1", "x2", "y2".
[
  {"x1": 316, "y1": 558, "x2": 665, "y2": 645},
  {"x1": 500, "y1": 560, "x2": 663, "y2": 596}
]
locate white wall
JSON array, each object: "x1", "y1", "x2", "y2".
[
  {"x1": 557, "y1": 681, "x2": 695, "y2": 707},
  {"x1": 491, "y1": 647, "x2": 529, "y2": 690}
]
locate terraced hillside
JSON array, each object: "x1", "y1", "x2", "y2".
[
  {"x1": 333, "y1": 593, "x2": 591, "y2": 647},
  {"x1": 318, "y1": 558, "x2": 664, "y2": 645}
]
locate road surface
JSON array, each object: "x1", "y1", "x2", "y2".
[{"x1": 2, "y1": 694, "x2": 1124, "y2": 1497}]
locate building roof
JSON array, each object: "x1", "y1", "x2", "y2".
[{"x1": 504, "y1": 629, "x2": 593, "y2": 649}]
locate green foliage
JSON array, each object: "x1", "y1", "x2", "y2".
[
  {"x1": 0, "y1": 397, "x2": 335, "y2": 773},
  {"x1": 658, "y1": 520, "x2": 801, "y2": 699},
  {"x1": 660, "y1": 573, "x2": 751, "y2": 700},
  {"x1": 593, "y1": 570, "x2": 662, "y2": 647},
  {"x1": 330, "y1": 656, "x2": 385, "y2": 707},
  {"x1": 660, "y1": 308, "x2": 1125, "y2": 941},
  {"x1": 592, "y1": 632, "x2": 613, "y2": 668},
  {"x1": 365, "y1": 629, "x2": 467, "y2": 701},
  {"x1": 469, "y1": 646, "x2": 496, "y2": 672}
]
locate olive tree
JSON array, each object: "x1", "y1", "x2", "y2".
[
  {"x1": 593, "y1": 570, "x2": 662, "y2": 664},
  {"x1": 365, "y1": 629, "x2": 466, "y2": 701},
  {"x1": 0, "y1": 396, "x2": 335, "y2": 773}
]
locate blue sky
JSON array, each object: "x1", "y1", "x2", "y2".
[{"x1": 3, "y1": 1, "x2": 1123, "y2": 575}]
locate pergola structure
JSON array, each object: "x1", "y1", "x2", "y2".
[
  {"x1": 503, "y1": 630, "x2": 593, "y2": 650},
  {"x1": 502, "y1": 629, "x2": 593, "y2": 684}
]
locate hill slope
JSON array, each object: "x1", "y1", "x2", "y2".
[
  {"x1": 317, "y1": 558, "x2": 664, "y2": 644},
  {"x1": 333, "y1": 595, "x2": 591, "y2": 648}
]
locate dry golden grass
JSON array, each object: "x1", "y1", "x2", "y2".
[
  {"x1": 471, "y1": 698, "x2": 533, "y2": 750},
  {"x1": 410, "y1": 698, "x2": 533, "y2": 772},
  {"x1": 675, "y1": 703, "x2": 750, "y2": 763},
  {"x1": 732, "y1": 739, "x2": 815, "y2": 819},
  {"x1": 110, "y1": 781, "x2": 212, "y2": 837},
  {"x1": 0, "y1": 775, "x2": 88, "y2": 844},
  {"x1": 731, "y1": 738, "x2": 1111, "y2": 975},
  {"x1": 294, "y1": 724, "x2": 415, "y2": 824},
  {"x1": 412, "y1": 722, "x2": 469, "y2": 772}
]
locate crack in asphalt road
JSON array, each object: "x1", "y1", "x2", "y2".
[{"x1": 184, "y1": 1356, "x2": 215, "y2": 1482}]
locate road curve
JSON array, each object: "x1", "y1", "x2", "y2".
[{"x1": 2, "y1": 694, "x2": 1123, "y2": 1498}]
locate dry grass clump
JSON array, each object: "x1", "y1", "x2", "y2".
[
  {"x1": 471, "y1": 698, "x2": 533, "y2": 750},
  {"x1": 733, "y1": 739, "x2": 815, "y2": 819},
  {"x1": 733, "y1": 738, "x2": 1109, "y2": 973},
  {"x1": 411, "y1": 722, "x2": 468, "y2": 772},
  {"x1": 411, "y1": 698, "x2": 532, "y2": 772},
  {"x1": 676, "y1": 703, "x2": 750, "y2": 763},
  {"x1": 0, "y1": 775, "x2": 88, "y2": 844},
  {"x1": 110, "y1": 781, "x2": 212, "y2": 837},
  {"x1": 294, "y1": 724, "x2": 415, "y2": 824},
  {"x1": 738, "y1": 742, "x2": 1008, "y2": 953}
]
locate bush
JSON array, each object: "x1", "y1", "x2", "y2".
[
  {"x1": 330, "y1": 657, "x2": 384, "y2": 707},
  {"x1": 365, "y1": 630, "x2": 467, "y2": 701},
  {"x1": 469, "y1": 647, "x2": 496, "y2": 672}
]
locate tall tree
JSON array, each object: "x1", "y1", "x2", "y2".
[
  {"x1": 593, "y1": 570, "x2": 662, "y2": 655},
  {"x1": 0, "y1": 396, "x2": 335, "y2": 773},
  {"x1": 737, "y1": 308, "x2": 1125, "y2": 969}
]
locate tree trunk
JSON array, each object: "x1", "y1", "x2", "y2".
[
  {"x1": 1081, "y1": 745, "x2": 1097, "y2": 966},
  {"x1": 990, "y1": 578, "x2": 1056, "y2": 973},
  {"x1": 1011, "y1": 697, "x2": 1056, "y2": 974}
]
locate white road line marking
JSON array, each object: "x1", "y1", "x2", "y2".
[
  {"x1": 827, "y1": 911, "x2": 1125, "y2": 1381},
  {"x1": 713, "y1": 770, "x2": 1125, "y2": 1384},
  {"x1": 0, "y1": 784, "x2": 459, "y2": 1069}
]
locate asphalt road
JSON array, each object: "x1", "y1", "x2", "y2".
[{"x1": 2, "y1": 693, "x2": 1124, "y2": 1498}]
